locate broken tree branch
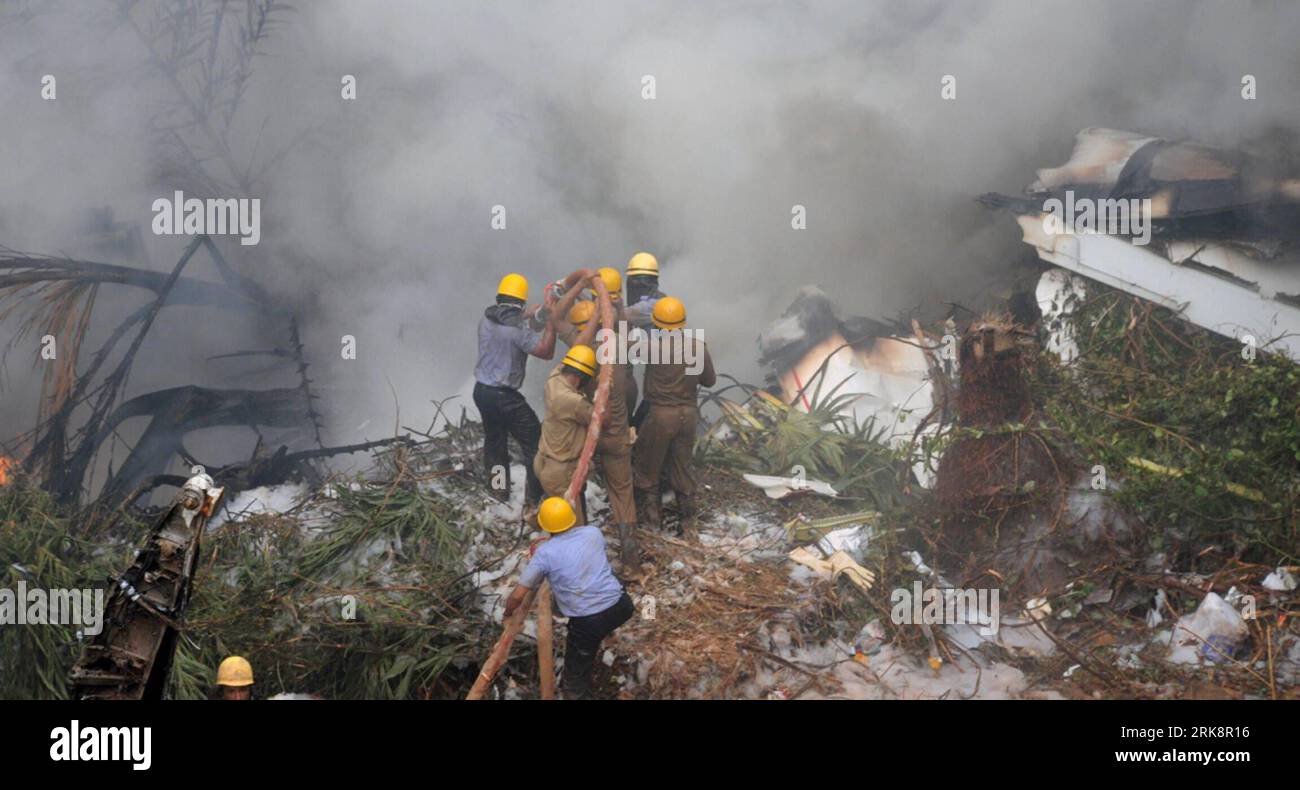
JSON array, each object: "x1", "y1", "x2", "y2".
[
  {"x1": 0, "y1": 251, "x2": 268, "y2": 313},
  {"x1": 45, "y1": 237, "x2": 205, "y2": 500}
]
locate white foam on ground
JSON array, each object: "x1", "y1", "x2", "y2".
[{"x1": 209, "y1": 483, "x2": 310, "y2": 528}]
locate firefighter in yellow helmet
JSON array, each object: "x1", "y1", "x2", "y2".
[
  {"x1": 216, "y1": 655, "x2": 254, "y2": 700},
  {"x1": 473, "y1": 273, "x2": 557, "y2": 508},
  {"x1": 593, "y1": 267, "x2": 623, "y2": 304},
  {"x1": 567, "y1": 300, "x2": 597, "y2": 333},
  {"x1": 533, "y1": 344, "x2": 599, "y2": 521},
  {"x1": 632, "y1": 296, "x2": 715, "y2": 535},
  {"x1": 502, "y1": 497, "x2": 633, "y2": 699},
  {"x1": 592, "y1": 266, "x2": 640, "y2": 431},
  {"x1": 550, "y1": 271, "x2": 642, "y2": 564},
  {"x1": 623, "y1": 252, "x2": 665, "y2": 331}
]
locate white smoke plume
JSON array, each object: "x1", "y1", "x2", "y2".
[{"x1": 2, "y1": 0, "x2": 1298, "y2": 472}]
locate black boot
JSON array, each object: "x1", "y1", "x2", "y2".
[{"x1": 561, "y1": 645, "x2": 599, "y2": 700}]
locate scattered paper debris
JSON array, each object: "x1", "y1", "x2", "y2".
[
  {"x1": 903, "y1": 551, "x2": 932, "y2": 576},
  {"x1": 742, "y1": 473, "x2": 838, "y2": 499},
  {"x1": 1146, "y1": 589, "x2": 1166, "y2": 628},
  {"x1": 1262, "y1": 567, "x2": 1298, "y2": 592},
  {"x1": 1025, "y1": 597, "x2": 1052, "y2": 621},
  {"x1": 1166, "y1": 592, "x2": 1248, "y2": 666}
]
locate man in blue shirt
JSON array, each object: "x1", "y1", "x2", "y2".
[
  {"x1": 503, "y1": 497, "x2": 634, "y2": 699},
  {"x1": 473, "y1": 273, "x2": 556, "y2": 507}
]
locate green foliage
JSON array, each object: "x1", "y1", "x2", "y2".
[
  {"x1": 1034, "y1": 287, "x2": 1300, "y2": 565},
  {"x1": 0, "y1": 482, "x2": 131, "y2": 699},
  {"x1": 700, "y1": 383, "x2": 908, "y2": 511},
  {"x1": 171, "y1": 478, "x2": 483, "y2": 700},
  {"x1": 1, "y1": 473, "x2": 490, "y2": 700}
]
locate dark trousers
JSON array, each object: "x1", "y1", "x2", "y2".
[
  {"x1": 563, "y1": 592, "x2": 634, "y2": 699},
  {"x1": 473, "y1": 382, "x2": 543, "y2": 506}
]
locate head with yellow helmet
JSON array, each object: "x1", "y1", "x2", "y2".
[
  {"x1": 560, "y1": 344, "x2": 598, "y2": 385},
  {"x1": 216, "y1": 655, "x2": 254, "y2": 700}
]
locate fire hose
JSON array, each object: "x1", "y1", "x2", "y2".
[{"x1": 465, "y1": 268, "x2": 616, "y2": 700}]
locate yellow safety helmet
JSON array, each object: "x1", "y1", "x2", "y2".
[
  {"x1": 626, "y1": 252, "x2": 659, "y2": 278},
  {"x1": 594, "y1": 267, "x2": 622, "y2": 301},
  {"x1": 562, "y1": 344, "x2": 598, "y2": 376},
  {"x1": 568, "y1": 300, "x2": 596, "y2": 329},
  {"x1": 652, "y1": 296, "x2": 686, "y2": 329},
  {"x1": 537, "y1": 496, "x2": 577, "y2": 533},
  {"x1": 496, "y1": 273, "x2": 529, "y2": 301},
  {"x1": 216, "y1": 655, "x2": 254, "y2": 687}
]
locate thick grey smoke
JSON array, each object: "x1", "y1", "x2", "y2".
[{"x1": 2, "y1": 0, "x2": 1299, "y2": 470}]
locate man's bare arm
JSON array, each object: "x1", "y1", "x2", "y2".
[
  {"x1": 530, "y1": 323, "x2": 557, "y2": 360},
  {"x1": 502, "y1": 583, "x2": 531, "y2": 620},
  {"x1": 550, "y1": 279, "x2": 588, "y2": 326},
  {"x1": 528, "y1": 287, "x2": 560, "y2": 359},
  {"x1": 575, "y1": 317, "x2": 599, "y2": 347}
]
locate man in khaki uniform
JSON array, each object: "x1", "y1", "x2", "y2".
[
  {"x1": 552, "y1": 269, "x2": 641, "y2": 563},
  {"x1": 534, "y1": 344, "x2": 598, "y2": 521},
  {"x1": 633, "y1": 296, "x2": 716, "y2": 535}
]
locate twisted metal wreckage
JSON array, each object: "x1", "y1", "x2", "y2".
[
  {"x1": 68, "y1": 469, "x2": 224, "y2": 700},
  {"x1": 981, "y1": 127, "x2": 1300, "y2": 362}
]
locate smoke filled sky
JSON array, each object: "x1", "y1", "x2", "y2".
[{"x1": 2, "y1": 0, "x2": 1299, "y2": 462}]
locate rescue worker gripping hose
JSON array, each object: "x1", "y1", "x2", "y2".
[
  {"x1": 534, "y1": 343, "x2": 600, "y2": 518},
  {"x1": 549, "y1": 267, "x2": 641, "y2": 563},
  {"x1": 472, "y1": 273, "x2": 557, "y2": 508}
]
